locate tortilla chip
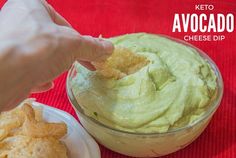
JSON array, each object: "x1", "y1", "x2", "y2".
[{"x1": 93, "y1": 47, "x2": 149, "y2": 79}]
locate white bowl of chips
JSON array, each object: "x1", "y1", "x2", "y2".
[{"x1": 0, "y1": 99, "x2": 100, "y2": 158}]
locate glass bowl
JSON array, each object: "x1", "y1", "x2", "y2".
[{"x1": 66, "y1": 34, "x2": 223, "y2": 157}]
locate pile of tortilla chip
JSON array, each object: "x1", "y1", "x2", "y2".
[
  {"x1": 93, "y1": 47, "x2": 150, "y2": 79},
  {"x1": 0, "y1": 103, "x2": 68, "y2": 158}
]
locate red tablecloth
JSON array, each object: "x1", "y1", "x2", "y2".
[{"x1": 1, "y1": 0, "x2": 236, "y2": 157}]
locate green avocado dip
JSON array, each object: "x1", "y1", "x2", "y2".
[{"x1": 71, "y1": 33, "x2": 217, "y2": 133}]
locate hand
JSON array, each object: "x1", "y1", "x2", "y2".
[{"x1": 0, "y1": 0, "x2": 113, "y2": 110}]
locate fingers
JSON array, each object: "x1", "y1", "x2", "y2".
[
  {"x1": 31, "y1": 82, "x2": 54, "y2": 93},
  {"x1": 76, "y1": 35, "x2": 114, "y2": 62},
  {"x1": 56, "y1": 26, "x2": 114, "y2": 63},
  {"x1": 56, "y1": 25, "x2": 114, "y2": 70},
  {"x1": 0, "y1": 0, "x2": 52, "y2": 24},
  {"x1": 41, "y1": 1, "x2": 72, "y2": 27},
  {"x1": 48, "y1": 5, "x2": 71, "y2": 27},
  {"x1": 1, "y1": 0, "x2": 71, "y2": 27}
]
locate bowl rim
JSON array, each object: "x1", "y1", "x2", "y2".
[{"x1": 66, "y1": 33, "x2": 224, "y2": 136}]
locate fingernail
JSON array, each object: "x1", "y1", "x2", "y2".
[{"x1": 100, "y1": 39, "x2": 114, "y2": 54}]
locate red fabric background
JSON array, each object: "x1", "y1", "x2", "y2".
[{"x1": 1, "y1": 0, "x2": 236, "y2": 157}]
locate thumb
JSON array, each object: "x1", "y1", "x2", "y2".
[
  {"x1": 76, "y1": 35, "x2": 114, "y2": 62},
  {"x1": 55, "y1": 26, "x2": 114, "y2": 69}
]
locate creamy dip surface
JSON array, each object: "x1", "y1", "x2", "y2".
[{"x1": 71, "y1": 33, "x2": 217, "y2": 133}]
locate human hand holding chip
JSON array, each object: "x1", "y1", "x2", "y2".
[{"x1": 0, "y1": 0, "x2": 113, "y2": 109}]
